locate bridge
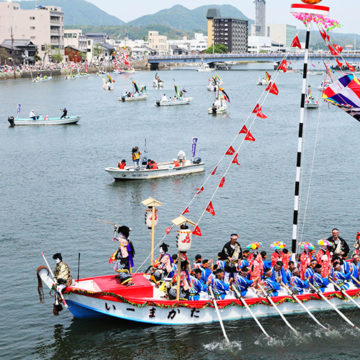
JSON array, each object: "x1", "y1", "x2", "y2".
[{"x1": 148, "y1": 52, "x2": 360, "y2": 69}]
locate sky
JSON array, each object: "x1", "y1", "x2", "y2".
[{"x1": 87, "y1": 0, "x2": 359, "y2": 34}]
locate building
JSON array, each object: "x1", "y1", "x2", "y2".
[
  {"x1": 64, "y1": 29, "x2": 87, "y2": 53},
  {"x1": 0, "y1": 2, "x2": 64, "y2": 62},
  {"x1": 206, "y1": 8, "x2": 221, "y2": 49},
  {"x1": 85, "y1": 33, "x2": 108, "y2": 44},
  {"x1": 148, "y1": 31, "x2": 168, "y2": 55},
  {"x1": 252, "y1": 0, "x2": 266, "y2": 37},
  {"x1": 0, "y1": 39, "x2": 37, "y2": 64},
  {"x1": 267, "y1": 24, "x2": 297, "y2": 49},
  {"x1": 167, "y1": 33, "x2": 208, "y2": 54},
  {"x1": 213, "y1": 18, "x2": 248, "y2": 53}
]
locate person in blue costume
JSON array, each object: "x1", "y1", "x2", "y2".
[
  {"x1": 271, "y1": 260, "x2": 288, "y2": 285},
  {"x1": 286, "y1": 261, "x2": 296, "y2": 283},
  {"x1": 304, "y1": 259, "x2": 317, "y2": 282},
  {"x1": 350, "y1": 254, "x2": 360, "y2": 287},
  {"x1": 331, "y1": 261, "x2": 352, "y2": 290},
  {"x1": 261, "y1": 251, "x2": 272, "y2": 271},
  {"x1": 216, "y1": 252, "x2": 226, "y2": 272},
  {"x1": 210, "y1": 268, "x2": 233, "y2": 300},
  {"x1": 234, "y1": 266, "x2": 256, "y2": 297},
  {"x1": 262, "y1": 267, "x2": 281, "y2": 297},
  {"x1": 200, "y1": 259, "x2": 213, "y2": 284},
  {"x1": 189, "y1": 268, "x2": 207, "y2": 300},
  {"x1": 312, "y1": 264, "x2": 329, "y2": 293},
  {"x1": 289, "y1": 268, "x2": 309, "y2": 294},
  {"x1": 193, "y1": 254, "x2": 202, "y2": 269}
]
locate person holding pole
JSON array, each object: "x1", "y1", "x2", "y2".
[{"x1": 289, "y1": 268, "x2": 309, "y2": 295}]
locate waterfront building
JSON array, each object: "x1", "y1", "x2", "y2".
[
  {"x1": 148, "y1": 31, "x2": 168, "y2": 56},
  {"x1": 167, "y1": 33, "x2": 208, "y2": 54},
  {"x1": 0, "y1": 39, "x2": 37, "y2": 65},
  {"x1": 267, "y1": 24, "x2": 297, "y2": 50},
  {"x1": 206, "y1": 8, "x2": 221, "y2": 49},
  {"x1": 64, "y1": 29, "x2": 87, "y2": 53},
  {"x1": 252, "y1": 0, "x2": 266, "y2": 37},
  {"x1": 0, "y1": 2, "x2": 64, "y2": 62}
]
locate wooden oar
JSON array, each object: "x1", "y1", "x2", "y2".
[
  {"x1": 97, "y1": 218, "x2": 116, "y2": 226},
  {"x1": 258, "y1": 283, "x2": 298, "y2": 335},
  {"x1": 309, "y1": 283, "x2": 359, "y2": 331},
  {"x1": 281, "y1": 282, "x2": 328, "y2": 330},
  {"x1": 41, "y1": 252, "x2": 68, "y2": 308},
  {"x1": 208, "y1": 286, "x2": 230, "y2": 345},
  {"x1": 232, "y1": 285, "x2": 272, "y2": 339},
  {"x1": 329, "y1": 278, "x2": 360, "y2": 310},
  {"x1": 351, "y1": 275, "x2": 360, "y2": 287}
]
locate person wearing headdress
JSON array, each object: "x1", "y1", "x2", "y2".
[
  {"x1": 289, "y1": 268, "x2": 309, "y2": 295},
  {"x1": 248, "y1": 244, "x2": 263, "y2": 281},
  {"x1": 299, "y1": 243, "x2": 314, "y2": 280},
  {"x1": 222, "y1": 234, "x2": 242, "y2": 280},
  {"x1": 271, "y1": 260, "x2": 288, "y2": 285},
  {"x1": 169, "y1": 260, "x2": 190, "y2": 299},
  {"x1": 350, "y1": 254, "x2": 360, "y2": 287},
  {"x1": 234, "y1": 266, "x2": 256, "y2": 298},
  {"x1": 327, "y1": 228, "x2": 350, "y2": 258},
  {"x1": 311, "y1": 264, "x2": 330, "y2": 293},
  {"x1": 210, "y1": 268, "x2": 233, "y2": 300},
  {"x1": 316, "y1": 239, "x2": 332, "y2": 278},
  {"x1": 262, "y1": 268, "x2": 281, "y2": 297},
  {"x1": 151, "y1": 243, "x2": 173, "y2": 282},
  {"x1": 331, "y1": 261, "x2": 352, "y2": 290},
  {"x1": 188, "y1": 268, "x2": 207, "y2": 301}
]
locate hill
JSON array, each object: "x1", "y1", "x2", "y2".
[
  {"x1": 14, "y1": 0, "x2": 125, "y2": 26},
  {"x1": 128, "y1": 4, "x2": 251, "y2": 32}
]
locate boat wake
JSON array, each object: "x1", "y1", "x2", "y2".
[{"x1": 203, "y1": 340, "x2": 242, "y2": 351}]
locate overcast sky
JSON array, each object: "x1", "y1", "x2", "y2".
[{"x1": 86, "y1": 0, "x2": 358, "y2": 34}]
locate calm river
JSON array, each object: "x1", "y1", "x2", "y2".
[{"x1": 0, "y1": 63, "x2": 359, "y2": 359}]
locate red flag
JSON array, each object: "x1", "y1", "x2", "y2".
[
  {"x1": 357, "y1": 232, "x2": 360, "y2": 241},
  {"x1": 256, "y1": 107, "x2": 268, "y2": 119},
  {"x1": 265, "y1": 82, "x2": 279, "y2": 96},
  {"x1": 252, "y1": 104, "x2": 260, "y2": 114},
  {"x1": 219, "y1": 176, "x2": 225, "y2": 188},
  {"x1": 192, "y1": 226, "x2": 202, "y2": 236},
  {"x1": 211, "y1": 166, "x2": 217, "y2": 175},
  {"x1": 291, "y1": 36, "x2": 301, "y2": 49},
  {"x1": 165, "y1": 226, "x2": 172, "y2": 235},
  {"x1": 336, "y1": 59, "x2": 343, "y2": 68},
  {"x1": 328, "y1": 45, "x2": 338, "y2": 56},
  {"x1": 244, "y1": 131, "x2": 255, "y2": 142},
  {"x1": 206, "y1": 201, "x2": 215, "y2": 216},
  {"x1": 319, "y1": 28, "x2": 330, "y2": 42},
  {"x1": 239, "y1": 125, "x2": 248, "y2": 134},
  {"x1": 346, "y1": 61, "x2": 355, "y2": 72},
  {"x1": 333, "y1": 44, "x2": 343, "y2": 54},
  {"x1": 182, "y1": 207, "x2": 189, "y2": 214},
  {"x1": 225, "y1": 146, "x2": 235, "y2": 155},
  {"x1": 278, "y1": 59, "x2": 287, "y2": 73},
  {"x1": 232, "y1": 153, "x2": 240, "y2": 165},
  {"x1": 196, "y1": 186, "x2": 204, "y2": 195}
]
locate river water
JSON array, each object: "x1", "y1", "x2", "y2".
[{"x1": 1, "y1": 64, "x2": 359, "y2": 360}]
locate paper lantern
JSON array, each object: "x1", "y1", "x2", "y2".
[
  {"x1": 145, "y1": 208, "x2": 158, "y2": 229},
  {"x1": 176, "y1": 225, "x2": 192, "y2": 252}
]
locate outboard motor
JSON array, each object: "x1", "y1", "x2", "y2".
[
  {"x1": 141, "y1": 157, "x2": 147, "y2": 166},
  {"x1": 156, "y1": 100, "x2": 161, "y2": 107},
  {"x1": 212, "y1": 106, "x2": 217, "y2": 115},
  {"x1": 193, "y1": 157, "x2": 201, "y2": 164},
  {"x1": 8, "y1": 116, "x2": 15, "y2": 127},
  {"x1": 121, "y1": 96, "x2": 126, "y2": 102}
]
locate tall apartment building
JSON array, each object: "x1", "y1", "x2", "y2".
[
  {"x1": 148, "y1": 31, "x2": 168, "y2": 55},
  {"x1": 0, "y1": 2, "x2": 64, "y2": 62},
  {"x1": 267, "y1": 24, "x2": 297, "y2": 49},
  {"x1": 206, "y1": 8, "x2": 221, "y2": 49},
  {"x1": 253, "y1": 0, "x2": 266, "y2": 37}
]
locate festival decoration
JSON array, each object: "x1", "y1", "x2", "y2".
[
  {"x1": 192, "y1": 225, "x2": 202, "y2": 237},
  {"x1": 165, "y1": 226, "x2": 172, "y2": 235},
  {"x1": 218, "y1": 177, "x2": 225, "y2": 188},
  {"x1": 247, "y1": 242, "x2": 263, "y2": 250},
  {"x1": 252, "y1": 105, "x2": 260, "y2": 114},
  {"x1": 265, "y1": 82, "x2": 279, "y2": 95},
  {"x1": 244, "y1": 131, "x2": 255, "y2": 142},
  {"x1": 278, "y1": 59, "x2": 288, "y2": 73},
  {"x1": 270, "y1": 241, "x2": 287, "y2": 250},
  {"x1": 211, "y1": 166, "x2": 218, "y2": 175},
  {"x1": 232, "y1": 153, "x2": 240, "y2": 165},
  {"x1": 206, "y1": 201, "x2": 215, "y2": 216},
  {"x1": 145, "y1": 208, "x2": 158, "y2": 229},
  {"x1": 239, "y1": 125, "x2": 249, "y2": 134},
  {"x1": 318, "y1": 239, "x2": 331, "y2": 247},
  {"x1": 299, "y1": 241, "x2": 315, "y2": 251},
  {"x1": 196, "y1": 186, "x2": 204, "y2": 195},
  {"x1": 182, "y1": 207, "x2": 190, "y2": 214},
  {"x1": 256, "y1": 106, "x2": 267, "y2": 119},
  {"x1": 291, "y1": 36, "x2": 302, "y2": 49},
  {"x1": 176, "y1": 225, "x2": 192, "y2": 251},
  {"x1": 336, "y1": 59, "x2": 343, "y2": 68},
  {"x1": 301, "y1": 0, "x2": 322, "y2": 4},
  {"x1": 225, "y1": 146, "x2": 235, "y2": 155}
]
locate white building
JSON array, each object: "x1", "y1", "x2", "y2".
[
  {"x1": 248, "y1": 36, "x2": 272, "y2": 53},
  {"x1": 148, "y1": 31, "x2": 168, "y2": 55},
  {"x1": 267, "y1": 24, "x2": 297, "y2": 49},
  {"x1": 253, "y1": 0, "x2": 266, "y2": 37},
  {"x1": 167, "y1": 33, "x2": 208, "y2": 54},
  {"x1": 64, "y1": 29, "x2": 87, "y2": 53},
  {"x1": 0, "y1": 2, "x2": 64, "y2": 62}
]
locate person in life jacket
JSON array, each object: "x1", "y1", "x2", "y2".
[
  {"x1": 149, "y1": 160, "x2": 158, "y2": 170},
  {"x1": 118, "y1": 159, "x2": 126, "y2": 169},
  {"x1": 131, "y1": 146, "x2": 141, "y2": 169}
]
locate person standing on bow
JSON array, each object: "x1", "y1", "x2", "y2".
[
  {"x1": 131, "y1": 146, "x2": 142, "y2": 169},
  {"x1": 221, "y1": 233, "x2": 242, "y2": 278},
  {"x1": 327, "y1": 228, "x2": 349, "y2": 258},
  {"x1": 60, "y1": 107, "x2": 68, "y2": 119}
]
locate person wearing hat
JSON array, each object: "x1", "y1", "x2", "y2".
[
  {"x1": 52, "y1": 253, "x2": 72, "y2": 293},
  {"x1": 311, "y1": 264, "x2": 330, "y2": 293},
  {"x1": 151, "y1": 243, "x2": 173, "y2": 282},
  {"x1": 299, "y1": 246, "x2": 314, "y2": 281},
  {"x1": 234, "y1": 266, "x2": 256, "y2": 298},
  {"x1": 316, "y1": 240, "x2": 332, "y2": 278},
  {"x1": 327, "y1": 228, "x2": 350, "y2": 258},
  {"x1": 262, "y1": 267, "x2": 281, "y2": 297},
  {"x1": 289, "y1": 268, "x2": 309, "y2": 295}
]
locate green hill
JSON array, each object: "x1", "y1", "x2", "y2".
[
  {"x1": 128, "y1": 4, "x2": 251, "y2": 32},
  {"x1": 15, "y1": 0, "x2": 125, "y2": 26}
]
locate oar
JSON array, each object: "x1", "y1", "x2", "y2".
[
  {"x1": 351, "y1": 275, "x2": 360, "y2": 287},
  {"x1": 258, "y1": 283, "x2": 298, "y2": 335},
  {"x1": 97, "y1": 218, "x2": 115, "y2": 225},
  {"x1": 281, "y1": 282, "x2": 328, "y2": 331},
  {"x1": 329, "y1": 278, "x2": 360, "y2": 310},
  {"x1": 309, "y1": 283, "x2": 359, "y2": 331},
  {"x1": 208, "y1": 286, "x2": 230, "y2": 345},
  {"x1": 41, "y1": 252, "x2": 68, "y2": 308},
  {"x1": 231, "y1": 285, "x2": 272, "y2": 339}
]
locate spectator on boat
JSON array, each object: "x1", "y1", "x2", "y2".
[
  {"x1": 311, "y1": 264, "x2": 330, "y2": 292},
  {"x1": 177, "y1": 150, "x2": 186, "y2": 166},
  {"x1": 327, "y1": 228, "x2": 350, "y2": 258},
  {"x1": 193, "y1": 254, "x2": 202, "y2": 269},
  {"x1": 29, "y1": 109, "x2": 39, "y2": 120},
  {"x1": 161, "y1": 94, "x2": 168, "y2": 102},
  {"x1": 289, "y1": 268, "x2": 309, "y2": 294},
  {"x1": 60, "y1": 107, "x2": 67, "y2": 119},
  {"x1": 272, "y1": 260, "x2": 288, "y2": 285},
  {"x1": 189, "y1": 268, "x2": 207, "y2": 300},
  {"x1": 132, "y1": 146, "x2": 141, "y2": 169},
  {"x1": 234, "y1": 266, "x2": 256, "y2": 298},
  {"x1": 210, "y1": 268, "x2": 233, "y2": 300},
  {"x1": 118, "y1": 160, "x2": 126, "y2": 169}
]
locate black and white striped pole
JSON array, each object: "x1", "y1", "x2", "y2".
[{"x1": 290, "y1": 1, "x2": 330, "y2": 261}]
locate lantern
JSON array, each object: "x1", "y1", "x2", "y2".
[
  {"x1": 176, "y1": 224, "x2": 192, "y2": 252},
  {"x1": 145, "y1": 207, "x2": 158, "y2": 229}
]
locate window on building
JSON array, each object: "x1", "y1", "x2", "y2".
[{"x1": 30, "y1": 16, "x2": 35, "y2": 20}]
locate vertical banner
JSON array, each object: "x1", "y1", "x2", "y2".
[
  {"x1": 17, "y1": 104, "x2": 21, "y2": 115},
  {"x1": 192, "y1": 137, "x2": 198, "y2": 158}
]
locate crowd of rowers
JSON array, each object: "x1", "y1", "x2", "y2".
[{"x1": 110, "y1": 226, "x2": 360, "y2": 300}]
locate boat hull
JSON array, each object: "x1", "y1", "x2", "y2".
[
  {"x1": 12, "y1": 116, "x2": 80, "y2": 126},
  {"x1": 119, "y1": 95, "x2": 148, "y2": 102},
  {"x1": 156, "y1": 97, "x2": 193, "y2": 106}
]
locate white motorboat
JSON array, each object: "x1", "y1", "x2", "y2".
[
  {"x1": 32, "y1": 76, "x2": 52, "y2": 83},
  {"x1": 153, "y1": 78, "x2": 164, "y2": 88},
  {"x1": 8, "y1": 115, "x2": 80, "y2": 126},
  {"x1": 305, "y1": 98, "x2": 319, "y2": 109},
  {"x1": 156, "y1": 97, "x2": 192, "y2": 106},
  {"x1": 207, "y1": 75, "x2": 223, "y2": 92},
  {"x1": 208, "y1": 103, "x2": 227, "y2": 115},
  {"x1": 119, "y1": 94, "x2": 147, "y2": 102},
  {"x1": 105, "y1": 159, "x2": 204, "y2": 181},
  {"x1": 197, "y1": 63, "x2": 213, "y2": 72}
]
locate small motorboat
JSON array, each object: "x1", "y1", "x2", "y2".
[
  {"x1": 153, "y1": 73, "x2": 164, "y2": 88},
  {"x1": 8, "y1": 115, "x2": 80, "y2": 126},
  {"x1": 208, "y1": 88, "x2": 230, "y2": 115},
  {"x1": 120, "y1": 81, "x2": 147, "y2": 102},
  {"x1": 305, "y1": 98, "x2": 319, "y2": 109},
  {"x1": 32, "y1": 75, "x2": 52, "y2": 83},
  {"x1": 207, "y1": 75, "x2": 223, "y2": 92},
  {"x1": 257, "y1": 72, "x2": 271, "y2": 86},
  {"x1": 156, "y1": 85, "x2": 191, "y2": 106},
  {"x1": 197, "y1": 63, "x2": 213, "y2": 72}
]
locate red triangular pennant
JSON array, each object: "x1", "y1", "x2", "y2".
[
  {"x1": 265, "y1": 82, "x2": 279, "y2": 95},
  {"x1": 211, "y1": 166, "x2": 217, "y2": 175},
  {"x1": 182, "y1": 207, "x2": 189, "y2": 214},
  {"x1": 244, "y1": 131, "x2": 255, "y2": 142},
  {"x1": 206, "y1": 201, "x2": 215, "y2": 216},
  {"x1": 328, "y1": 45, "x2": 338, "y2": 56},
  {"x1": 192, "y1": 226, "x2": 202, "y2": 236},
  {"x1": 336, "y1": 59, "x2": 343, "y2": 68},
  {"x1": 278, "y1": 59, "x2": 287, "y2": 73},
  {"x1": 219, "y1": 176, "x2": 225, "y2": 188},
  {"x1": 232, "y1": 153, "x2": 240, "y2": 165},
  {"x1": 333, "y1": 44, "x2": 343, "y2": 54},
  {"x1": 256, "y1": 108, "x2": 268, "y2": 119},
  {"x1": 252, "y1": 104, "x2": 260, "y2": 114},
  {"x1": 239, "y1": 125, "x2": 248, "y2": 134},
  {"x1": 165, "y1": 226, "x2": 172, "y2": 235},
  {"x1": 346, "y1": 61, "x2": 355, "y2": 72},
  {"x1": 225, "y1": 146, "x2": 235, "y2": 155},
  {"x1": 291, "y1": 36, "x2": 301, "y2": 49},
  {"x1": 196, "y1": 186, "x2": 204, "y2": 195},
  {"x1": 319, "y1": 28, "x2": 329, "y2": 42}
]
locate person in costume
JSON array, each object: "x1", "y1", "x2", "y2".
[
  {"x1": 216, "y1": 252, "x2": 226, "y2": 271},
  {"x1": 262, "y1": 268, "x2": 281, "y2": 297},
  {"x1": 304, "y1": 259, "x2": 317, "y2": 282},
  {"x1": 221, "y1": 233, "x2": 242, "y2": 262},
  {"x1": 331, "y1": 261, "x2": 352, "y2": 290},
  {"x1": 286, "y1": 261, "x2": 296, "y2": 283},
  {"x1": 311, "y1": 264, "x2": 330, "y2": 293},
  {"x1": 234, "y1": 266, "x2": 256, "y2": 298},
  {"x1": 327, "y1": 228, "x2": 349, "y2": 258},
  {"x1": 193, "y1": 254, "x2": 202, "y2": 269},
  {"x1": 169, "y1": 260, "x2": 190, "y2": 299},
  {"x1": 247, "y1": 243, "x2": 263, "y2": 281},
  {"x1": 200, "y1": 259, "x2": 213, "y2": 284},
  {"x1": 350, "y1": 254, "x2": 360, "y2": 287},
  {"x1": 151, "y1": 243, "x2": 173, "y2": 283},
  {"x1": 188, "y1": 268, "x2": 207, "y2": 300},
  {"x1": 210, "y1": 268, "x2": 233, "y2": 300},
  {"x1": 299, "y1": 242, "x2": 314, "y2": 280},
  {"x1": 316, "y1": 239, "x2": 332, "y2": 278},
  {"x1": 289, "y1": 268, "x2": 309, "y2": 295},
  {"x1": 271, "y1": 260, "x2": 288, "y2": 285},
  {"x1": 261, "y1": 251, "x2": 272, "y2": 270},
  {"x1": 352, "y1": 233, "x2": 360, "y2": 256}
]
